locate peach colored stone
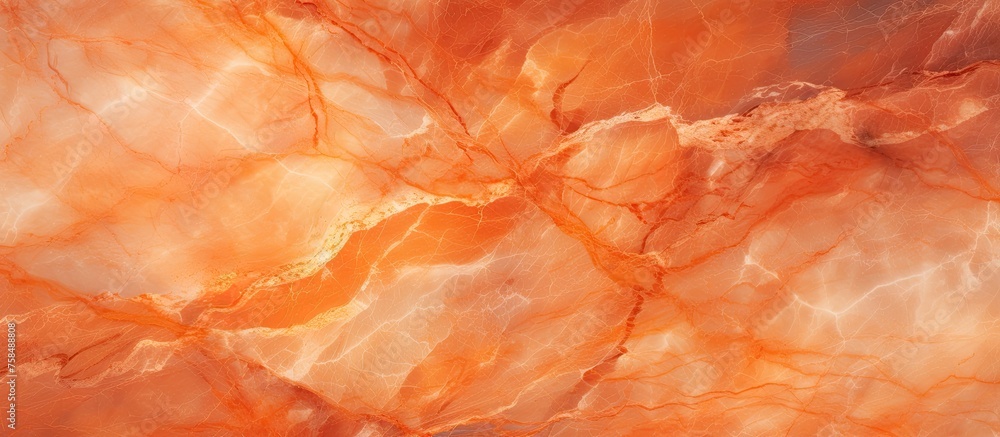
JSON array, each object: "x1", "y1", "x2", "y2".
[{"x1": 2, "y1": 0, "x2": 1000, "y2": 435}]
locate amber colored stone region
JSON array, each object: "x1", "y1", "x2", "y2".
[{"x1": 2, "y1": 0, "x2": 1000, "y2": 435}]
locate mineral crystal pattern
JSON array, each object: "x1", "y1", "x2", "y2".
[{"x1": 3, "y1": 0, "x2": 1000, "y2": 435}]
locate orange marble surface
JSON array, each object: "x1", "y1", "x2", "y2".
[{"x1": 2, "y1": 0, "x2": 1000, "y2": 435}]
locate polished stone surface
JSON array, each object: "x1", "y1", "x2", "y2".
[{"x1": 3, "y1": 0, "x2": 1000, "y2": 435}]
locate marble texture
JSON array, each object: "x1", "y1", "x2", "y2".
[{"x1": 3, "y1": 0, "x2": 1000, "y2": 435}]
